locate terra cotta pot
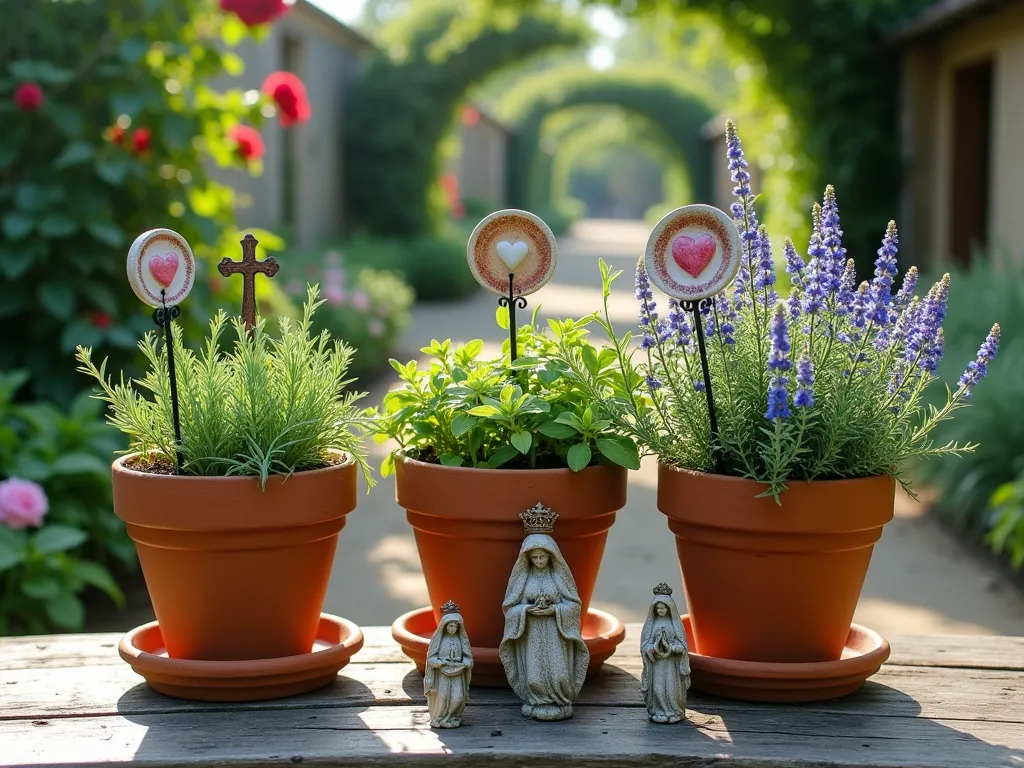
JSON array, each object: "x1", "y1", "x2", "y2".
[
  {"x1": 657, "y1": 464, "x2": 895, "y2": 663},
  {"x1": 112, "y1": 452, "x2": 358, "y2": 662},
  {"x1": 395, "y1": 454, "x2": 627, "y2": 648}
]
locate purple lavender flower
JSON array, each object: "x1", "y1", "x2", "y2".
[
  {"x1": 784, "y1": 237, "x2": 804, "y2": 291},
  {"x1": 820, "y1": 185, "x2": 847, "y2": 295},
  {"x1": 801, "y1": 207, "x2": 828, "y2": 316},
  {"x1": 753, "y1": 227, "x2": 778, "y2": 305},
  {"x1": 636, "y1": 260, "x2": 657, "y2": 348},
  {"x1": 867, "y1": 221, "x2": 899, "y2": 327},
  {"x1": 836, "y1": 259, "x2": 857, "y2": 316},
  {"x1": 667, "y1": 299, "x2": 693, "y2": 349},
  {"x1": 906, "y1": 274, "x2": 950, "y2": 372},
  {"x1": 794, "y1": 355, "x2": 815, "y2": 408},
  {"x1": 725, "y1": 119, "x2": 759, "y2": 237},
  {"x1": 893, "y1": 265, "x2": 918, "y2": 312},
  {"x1": 765, "y1": 304, "x2": 793, "y2": 420},
  {"x1": 957, "y1": 324, "x2": 1000, "y2": 399},
  {"x1": 693, "y1": 379, "x2": 706, "y2": 393},
  {"x1": 715, "y1": 294, "x2": 736, "y2": 345},
  {"x1": 767, "y1": 302, "x2": 792, "y2": 372},
  {"x1": 645, "y1": 375, "x2": 662, "y2": 391}
]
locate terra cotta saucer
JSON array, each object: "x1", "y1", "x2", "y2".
[
  {"x1": 119, "y1": 613, "x2": 363, "y2": 702},
  {"x1": 392, "y1": 606, "x2": 625, "y2": 687},
  {"x1": 682, "y1": 614, "x2": 890, "y2": 702}
]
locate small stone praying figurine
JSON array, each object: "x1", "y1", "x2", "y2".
[
  {"x1": 499, "y1": 503, "x2": 589, "y2": 721},
  {"x1": 640, "y1": 583, "x2": 690, "y2": 724},
  {"x1": 424, "y1": 600, "x2": 473, "y2": 728}
]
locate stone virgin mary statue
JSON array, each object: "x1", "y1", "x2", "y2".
[
  {"x1": 640, "y1": 582, "x2": 690, "y2": 723},
  {"x1": 499, "y1": 503, "x2": 589, "y2": 721},
  {"x1": 424, "y1": 600, "x2": 473, "y2": 728}
]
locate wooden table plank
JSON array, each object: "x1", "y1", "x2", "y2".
[
  {"x1": 5, "y1": 627, "x2": 1023, "y2": 672},
  {"x1": 3, "y1": 657, "x2": 1022, "y2": 724},
  {"x1": 3, "y1": 704, "x2": 1022, "y2": 768},
  {"x1": 2, "y1": 625, "x2": 1023, "y2": 768}
]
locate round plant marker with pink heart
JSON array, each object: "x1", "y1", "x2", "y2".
[
  {"x1": 644, "y1": 204, "x2": 741, "y2": 301},
  {"x1": 126, "y1": 229, "x2": 196, "y2": 308},
  {"x1": 467, "y1": 209, "x2": 557, "y2": 297}
]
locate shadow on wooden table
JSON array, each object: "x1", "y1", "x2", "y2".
[{"x1": 105, "y1": 663, "x2": 1022, "y2": 766}]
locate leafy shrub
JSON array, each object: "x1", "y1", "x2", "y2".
[
  {"x1": 344, "y1": 0, "x2": 587, "y2": 237},
  {"x1": 280, "y1": 249, "x2": 414, "y2": 381},
  {"x1": 75, "y1": 287, "x2": 375, "y2": 489},
  {"x1": 560, "y1": 121, "x2": 999, "y2": 501},
  {"x1": 0, "y1": 0, "x2": 274, "y2": 405},
  {"x1": 0, "y1": 371, "x2": 129, "y2": 635},
  {"x1": 914, "y1": 255, "x2": 1024, "y2": 562},
  {"x1": 533, "y1": 198, "x2": 584, "y2": 236},
  {"x1": 988, "y1": 479, "x2": 1024, "y2": 571},
  {"x1": 377, "y1": 306, "x2": 641, "y2": 475},
  {"x1": 343, "y1": 233, "x2": 479, "y2": 301}
]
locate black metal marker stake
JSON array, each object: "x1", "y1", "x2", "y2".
[
  {"x1": 497, "y1": 273, "x2": 527, "y2": 364},
  {"x1": 153, "y1": 290, "x2": 183, "y2": 472},
  {"x1": 681, "y1": 298, "x2": 719, "y2": 467}
]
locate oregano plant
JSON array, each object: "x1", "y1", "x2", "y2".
[{"x1": 377, "y1": 306, "x2": 641, "y2": 474}]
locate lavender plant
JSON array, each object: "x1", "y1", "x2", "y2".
[{"x1": 558, "y1": 120, "x2": 1000, "y2": 501}]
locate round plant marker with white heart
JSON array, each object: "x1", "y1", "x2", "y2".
[
  {"x1": 468, "y1": 209, "x2": 557, "y2": 296},
  {"x1": 126, "y1": 228, "x2": 196, "y2": 308},
  {"x1": 644, "y1": 204, "x2": 741, "y2": 301}
]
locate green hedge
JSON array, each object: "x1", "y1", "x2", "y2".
[
  {"x1": 498, "y1": 65, "x2": 716, "y2": 215},
  {"x1": 343, "y1": 1, "x2": 588, "y2": 238}
]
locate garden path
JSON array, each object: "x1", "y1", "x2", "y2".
[{"x1": 332, "y1": 219, "x2": 1024, "y2": 636}]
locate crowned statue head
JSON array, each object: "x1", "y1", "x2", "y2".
[{"x1": 642, "y1": 582, "x2": 686, "y2": 647}]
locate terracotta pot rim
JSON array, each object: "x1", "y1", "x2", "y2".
[
  {"x1": 396, "y1": 451, "x2": 619, "y2": 477},
  {"x1": 657, "y1": 462, "x2": 894, "y2": 489},
  {"x1": 112, "y1": 449, "x2": 354, "y2": 483}
]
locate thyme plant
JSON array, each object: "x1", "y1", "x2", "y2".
[
  {"x1": 560, "y1": 120, "x2": 1000, "y2": 501},
  {"x1": 378, "y1": 306, "x2": 641, "y2": 474},
  {"x1": 75, "y1": 286, "x2": 374, "y2": 489}
]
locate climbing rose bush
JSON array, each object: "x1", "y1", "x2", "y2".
[
  {"x1": 0, "y1": 0, "x2": 308, "y2": 404},
  {"x1": 559, "y1": 120, "x2": 1000, "y2": 501}
]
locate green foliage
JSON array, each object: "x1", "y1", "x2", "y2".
[
  {"x1": 477, "y1": 0, "x2": 933, "y2": 277},
  {"x1": 917, "y1": 256, "x2": 1024, "y2": 540},
  {"x1": 276, "y1": 248, "x2": 414, "y2": 380},
  {"x1": 342, "y1": 232, "x2": 479, "y2": 301},
  {"x1": 498, "y1": 65, "x2": 715, "y2": 216},
  {"x1": 0, "y1": 0, "x2": 273, "y2": 404},
  {"x1": 0, "y1": 371, "x2": 129, "y2": 635},
  {"x1": 344, "y1": 0, "x2": 587, "y2": 237},
  {"x1": 988, "y1": 479, "x2": 1024, "y2": 572},
  {"x1": 377, "y1": 306, "x2": 641, "y2": 475},
  {"x1": 532, "y1": 200, "x2": 584, "y2": 237},
  {"x1": 75, "y1": 287, "x2": 376, "y2": 489}
]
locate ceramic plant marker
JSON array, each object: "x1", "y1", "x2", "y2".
[
  {"x1": 467, "y1": 209, "x2": 557, "y2": 363},
  {"x1": 498, "y1": 503, "x2": 589, "y2": 721},
  {"x1": 644, "y1": 205, "x2": 741, "y2": 467},
  {"x1": 424, "y1": 600, "x2": 473, "y2": 728},
  {"x1": 640, "y1": 583, "x2": 690, "y2": 724},
  {"x1": 126, "y1": 228, "x2": 197, "y2": 471},
  {"x1": 218, "y1": 233, "x2": 280, "y2": 332}
]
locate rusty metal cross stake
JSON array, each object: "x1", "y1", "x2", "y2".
[{"x1": 218, "y1": 233, "x2": 279, "y2": 331}]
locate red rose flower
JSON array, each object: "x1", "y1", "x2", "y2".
[
  {"x1": 229, "y1": 124, "x2": 265, "y2": 162},
  {"x1": 131, "y1": 127, "x2": 151, "y2": 154},
  {"x1": 262, "y1": 71, "x2": 311, "y2": 128},
  {"x1": 220, "y1": 0, "x2": 292, "y2": 27},
  {"x1": 109, "y1": 125, "x2": 126, "y2": 145},
  {"x1": 14, "y1": 83, "x2": 43, "y2": 112},
  {"x1": 89, "y1": 312, "x2": 112, "y2": 330},
  {"x1": 461, "y1": 106, "x2": 479, "y2": 127}
]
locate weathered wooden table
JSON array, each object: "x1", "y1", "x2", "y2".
[{"x1": 2, "y1": 625, "x2": 1022, "y2": 767}]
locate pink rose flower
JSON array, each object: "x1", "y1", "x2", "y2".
[{"x1": 0, "y1": 477, "x2": 49, "y2": 530}]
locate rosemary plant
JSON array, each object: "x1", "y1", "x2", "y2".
[
  {"x1": 558, "y1": 120, "x2": 1000, "y2": 501},
  {"x1": 75, "y1": 286, "x2": 375, "y2": 489}
]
